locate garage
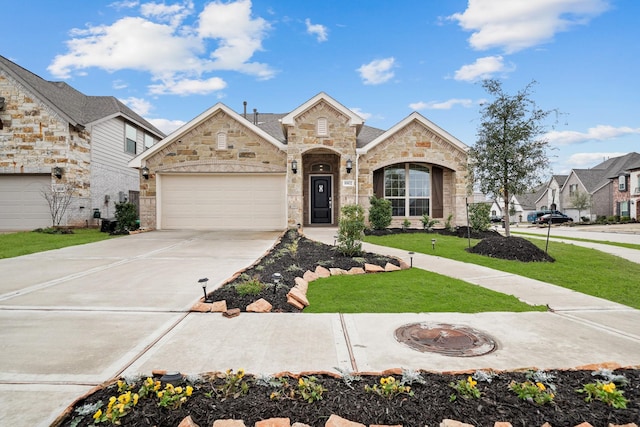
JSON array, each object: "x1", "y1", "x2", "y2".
[
  {"x1": 159, "y1": 174, "x2": 287, "y2": 230},
  {"x1": 0, "y1": 175, "x2": 51, "y2": 231}
]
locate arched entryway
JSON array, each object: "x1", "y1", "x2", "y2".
[{"x1": 302, "y1": 149, "x2": 341, "y2": 226}]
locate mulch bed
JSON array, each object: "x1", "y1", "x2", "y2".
[{"x1": 57, "y1": 368, "x2": 640, "y2": 426}]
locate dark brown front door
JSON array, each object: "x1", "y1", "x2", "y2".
[{"x1": 311, "y1": 176, "x2": 332, "y2": 224}]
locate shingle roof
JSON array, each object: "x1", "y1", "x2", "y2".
[
  {"x1": 516, "y1": 184, "x2": 545, "y2": 209},
  {"x1": 0, "y1": 55, "x2": 164, "y2": 137}
]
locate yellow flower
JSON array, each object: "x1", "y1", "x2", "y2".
[
  {"x1": 153, "y1": 381, "x2": 161, "y2": 391},
  {"x1": 93, "y1": 409, "x2": 103, "y2": 420},
  {"x1": 602, "y1": 382, "x2": 616, "y2": 393},
  {"x1": 116, "y1": 403, "x2": 125, "y2": 413},
  {"x1": 133, "y1": 393, "x2": 139, "y2": 405},
  {"x1": 180, "y1": 396, "x2": 187, "y2": 403},
  {"x1": 145, "y1": 377, "x2": 154, "y2": 387},
  {"x1": 157, "y1": 391, "x2": 164, "y2": 398},
  {"x1": 166, "y1": 383, "x2": 174, "y2": 392},
  {"x1": 387, "y1": 376, "x2": 395, "y2": 383},
  {"x1": 238, "y1": 369, "x2": 245, "y2": 378},
  {"x1": 299, "y1": 377, "x2": 305, "y2": 386},
  {"x1": 108, "y1": 396, "x2": 117, "y2": 408},
  {"x1": 379, "y1": 377, "x2": 387, "y2": 385},
  {"x1": 175, "y1": 386, "x2": 183, "y2": 394},
  {"x1": 467, "y1": 376, "x2": 477, "y2": 387},
  {"x1": 185, "y1": 386, "x2": 193, "y2": 396},
  {"x1": 270, "y1": 391, "x2": 277, "y2": 399},
  {"x1": 117, "y1": 380, "x2": 125, "y2": 389},
  {"x1": 536, "y1": 382, "x2": 546, "y2": 391}
]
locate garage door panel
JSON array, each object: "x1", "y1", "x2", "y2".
[
  {"x1": 160, "y1": 174, "x2": 286, "y2": 230},
  {"x1": 0, "y1": 175, "x2": 51, "y2": 230}
]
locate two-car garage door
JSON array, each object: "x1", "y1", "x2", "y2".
[{"x1": 159, "y1": 174, "x2": 286, "y2": 230}]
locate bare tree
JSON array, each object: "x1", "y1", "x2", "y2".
[
  {"x1": 469, "y1": 79, "x2": 556, "y2": 236},
  {"x1": 42, "y1": 183, "x2": 74, "y2": 227}
]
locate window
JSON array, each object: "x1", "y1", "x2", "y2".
[
  {"x1": 619, "y1": 175, "x2": 626, "y2": 191},
  {"x1": 384, "y1": 163, "x2": 430, "y2": 216},
  {"x1": 569, "y1": 184, "x2": 578, "y2": 196},
  {"x1": 144, "y1": 134, "x2": 155, "y2": 150},
  {"x1": 317, "y1": 117, "x2": 328, "y2": 136},
  {"x1": 125, "y1": 124, "x2": 137, "y2": 154},
  {"x1": 217, "y1": 132, "x2": 227, "y2": 150},
  {"x1": 619, "y1": 201, "x2": 630, "y2": 217}
]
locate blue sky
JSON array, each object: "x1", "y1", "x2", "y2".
[{"x1": 4, "y1": 0, "x2": 640, "y2": 175}]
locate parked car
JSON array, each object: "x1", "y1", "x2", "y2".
[
  {"x1": 527, "y1": 210, "x2": 561, "y2": 223},
  {"x1": 535, "y1": 213, "x2": 573, "y2": 224},
  {"x1": 490, "y1": 215, "x2": 503, "y2": 223}
]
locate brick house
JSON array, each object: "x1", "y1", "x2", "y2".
[
  {"x1": 0, "y1": 55, "x2": 165, "y2": 230},
  {"x1": 628, "y1": 160, "x2": 640, "y2": 220},
  {"x1": 129, "y1": 93, "x2": 469, "y2": 231}
]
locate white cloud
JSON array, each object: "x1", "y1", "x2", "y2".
[
  {"x1": 349, "y1": 107, "x2": 371, "y2": 121},
  {"x1": 48, "y1": 0, "x2": 275, "y2": 92},
  {"x1": 410, "y1": 98, "x2": 474, "y2": 110},
  {"x1": 120, "y1": 96, "x2": 153, "y2": 115},
  {"x1": 357, "y1": 57, "x2": 396, "y2": 85},
  {"x1": 149, "y1": 76, "x2": 227, "y2": 95},
  {"x1": 566, "y1": 152, "x2": 627, "y2": 168},
  {"x1": 112, "y1": 79, "x2": 128, "y2": 90},
  {"x1": 453, "y1": 55, "x2": 514, "y2": 81},
  {"x1": 450, "y1": 0, "x2": 609, "y2": 53},
  {"x1": 305, "y1": 18, "x2": 328, "y2": 42},
  {"x1": 545, "y1": 125, "x2": 640, "y2": 145},
  {"x1": 149, "y1": 118, "x2": 187, "y2": 135}
]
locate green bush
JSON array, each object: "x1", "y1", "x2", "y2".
[
  {"x1": 235, "y1": 277, "x2": 264, "y2": 296},
  {"x1": 468, "y1": 203, "x2": 491, "y2": 232},
  {"x1": 114, "y1": 202, "x2": 139, "y2": 232},
  {"x1": 336, "y1": 204, "x2": 365, "y2": 256},
  {"x1": 420, "y1": 214, "x2": 438, "y2": 231},
  {"x1": 368, "y1": 196, "x2": 392, "y2": 230}
]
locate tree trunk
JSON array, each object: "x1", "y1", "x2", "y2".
[{"x1": 503, "y1": 196, "x2": 511, "y2": 237}]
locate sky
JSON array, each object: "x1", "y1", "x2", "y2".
[{"x1": 4, "y1": 0, "x2": 640, "y2": 176}]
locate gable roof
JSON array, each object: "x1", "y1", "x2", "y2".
[
  {"x1": 129, "y1": 102, "x2": 286, "y2": 168},
  {"x1": 0, "y1": 55, "x2": 164, "y2": 137},
  {"x1": 358, "y1": 111, "x2": 468, "y2": 154}
]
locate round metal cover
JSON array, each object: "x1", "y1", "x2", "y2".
[{"x1": 394, "y1": 322, "x2": 497, "y2": 357}]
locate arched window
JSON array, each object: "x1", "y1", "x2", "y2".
[{"x1": 383, "y1": 163, "x2": 430, "y2": 216}]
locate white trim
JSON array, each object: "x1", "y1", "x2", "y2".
[{"x1": 281, "y1": 92, "x2": 364, "y2": 128}]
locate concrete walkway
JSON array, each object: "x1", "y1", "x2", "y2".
[{"x1": 1, "y1": 227, "x2": 639, "y2": 426}]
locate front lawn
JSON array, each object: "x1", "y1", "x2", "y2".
[
  {"x1": 0, "y1": 228, "x2": 115, "y2": 259},
  {"x1": 305, "y1": 268, "x2": 546, "y2": 313},
  {"x1": 364, "y1": 233, "x2": 640, "y2": 309}
]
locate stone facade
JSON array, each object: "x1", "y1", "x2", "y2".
[
  {"x1": 133, "y1": 94, "x2": 470, "y2": 231},
  {"x1": 0, "y1": 71, "x2": 91, "y2": 227}
]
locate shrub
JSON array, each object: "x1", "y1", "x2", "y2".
[
  {"x1": 235, "y1": 277, "x2": 264, "y2": 296},
  {"x1": 468, "y1": 203, "x2": 491, "y2": 232},
  {"x1": 581, "y1": 216, "x2": 590, "y2": 223},
  {"x1": 402, "y1": 218, "x2": 411, "y2": 230},
  {"x1": 420, "y1": 214, "x2": 438, "y2": 231},
  {"x1": 336, "y1": 204, "x2": 365, "y2": 256},
  {"x1": 115, "y1": 202, "x2": 139, "y2": 232},
  {"x1": 444, "y1": 213, "x2": 454, "y2": 231},
  {"x1": 368, "y1": 196, "x2": 392, "y2": 230}
]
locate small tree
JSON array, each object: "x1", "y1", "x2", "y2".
[
  {"x1": 41, "y1": 183, "x2": 74, "y2": 227},
  {"x1": 469, "y1": 79, "x2": 555, "y2": 237},
  {"x1": 336, "y1": 204, "x2": 365, "y2": 256},
  {"x1": 570, "y1": 190, "x2": 591, "y2": 222},
  {"x1": 468, "y1": 203, "x2": 491, "y2": 232},
  {"x1": 368, "y1": 196, "x2": 392, "y2": 230}
]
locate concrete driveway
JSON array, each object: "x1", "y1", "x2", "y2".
[{"x1": 0, "y1": 230, "x2": 280, "y2": 427}]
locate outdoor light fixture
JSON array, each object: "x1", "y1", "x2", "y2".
[
  {"x1": 346, "y1": 159, "x2": 353, "y2": 174},
  {"x1": 431, "y1": 239, "x2": 437, "y2": 250},
  {"x1": 272, "y1": 272, "x2": 282, "y2": 295},
  {"x1": 408, "y1": 251, "x2": 414, "y2": 268},
  {"x1": 333, "y1": 234, "x2": 338, "y2": 246},
  {"x1": 198, "y1": 277, "x2": 210, "y2": 302},
  {"x1": 291, "y1": 160, "x2": 298, "y2": 174},
  {"x1": 53, "y1": 166, "x2": 63, "y2": 179},
  {"x1": 141, "y1": 166, "x2": 149, "y2": 179}
]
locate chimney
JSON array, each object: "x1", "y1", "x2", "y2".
[
  {"x1": 243, "y1": 101, "x2": 247, "y2": 119},
  {"x1": 253, "y1": 108, "x2": 258, "y2": 125}
]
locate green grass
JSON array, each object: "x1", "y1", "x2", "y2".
[
  {"x1": 0, "y1": 229, "x2": 116, "y2": 259},
  {"x1": 305, "y1": 268, "x2": 547, "y2": 313},
  {"x1": 364, "y1": 233, "x2": 640, "y2": 309},
  {"x1": 511, "y1": 230, "x2": 640, "y2": 250}
]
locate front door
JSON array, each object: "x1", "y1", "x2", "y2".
[{"x1": 311, "y1": 176, "x2": 332, "y2": 224}]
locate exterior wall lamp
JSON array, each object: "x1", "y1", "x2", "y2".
[
  {"x1": 53, "y1": 166, "x2": 63, "y2": 179},
  {"x1": 291, "y1": 160, "x2": 298, "y2": 174},
  {"x1": 346, "y1": 159, "x2": 353, "y2": 174},
  {"x1": 141, "y1": 166, "x2": 150, "y2": 179}
]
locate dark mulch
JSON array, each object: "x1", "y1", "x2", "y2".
[
  {"x1": 207, "y1": 229, "x2": 401, "y2": 313},
  {"x1": 468, "y1": 235, "x2": 556, "y2": 263},
  {"x1": 58, "y1": 369, "x2": 640, "y2": 427}
]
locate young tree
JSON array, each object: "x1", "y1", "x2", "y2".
[
  {"x1": 41, "y1": 183, "x2": 74, "y2": 227},
  {"x1": 469, "y1": 79, "x2": 555, "y2": 236},
  {"x1": 570, "y1": 190, "x2": 591, "y2": 222}
]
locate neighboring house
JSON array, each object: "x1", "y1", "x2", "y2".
[
  {"x1": 535, "y1": 175, "x2": 567, "y2": 212},
  {"x1": 0, "y1": 55, "x2": 165, "y2": 231},
  {"x1": 129, "y1": 92, "x2": 469, "y2": 231},
  {"x1": 628, "y1": 160, "x2": 640, "y2": 220},
  {"x1": 558, "y1": 152, "x2": 640, "y2": 221},
  {"x1": 489, "y1": 185, "x2": 542, "y2": 223}
]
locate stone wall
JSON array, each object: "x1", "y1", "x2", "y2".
[{"x1": 0, "y1": 71, "x2": 92, "y2": 227}]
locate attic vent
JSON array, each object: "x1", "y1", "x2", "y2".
[
  {"x1": 217, "y1": 132, "x2": 227, "y2": 150},
  {"x1": 317, "y1": 117, "x2": 328, "y2": 136}
]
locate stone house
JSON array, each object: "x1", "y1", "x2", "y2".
[
  {"x1": 129, "y1": 93, "x2": 469, "y2": 231},
  {"x1": 0, "y1": 55, "x2": 165, "y2": 230}
]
